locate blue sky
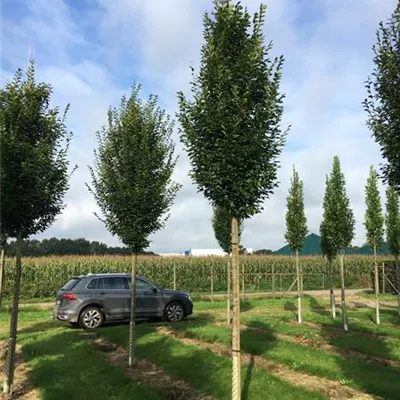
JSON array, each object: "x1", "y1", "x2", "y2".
[{"x1": 1, "y1": 0, "x2": 398, "y2": 252}]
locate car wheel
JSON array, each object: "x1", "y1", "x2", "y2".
[
  {"x1": 164, "y1": 301, "x2": 185, "y2": 322},
  {"x1": 79, "y1": 306, "x2": 104, "y2": 329}
]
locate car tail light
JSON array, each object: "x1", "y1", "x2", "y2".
[{"x1": 63, "y1": 293, "x2": 77, "y2": 301}]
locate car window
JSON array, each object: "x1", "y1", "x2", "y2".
[
  {"x1": 62, "y1": 278, "x2": 80, "y2": 291},
  {"x1": 102, "y1": 277, "x2": 127, "y2": 290},
  {"x1": 87, "y1": 278, "x2": 102, "y2": 289},
  {"x1": 126, "y1": 278, "x2": 154, "y2": 291}
]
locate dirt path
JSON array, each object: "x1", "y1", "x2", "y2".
[
  {"x1": 157, "y1": 327, "x2": 377, "y2": 400},
  {"x1": 0, "y1": 342, "x2": 39, "y2": 400},
  {"x1": 92, "y1": 336, "x2": 214, "y2": 400},
  {"x1": 226, "y1": 322, "x2": 400, "y2": 370}
]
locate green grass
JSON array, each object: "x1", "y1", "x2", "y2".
[
  {"x1": 168, "y1": 319, "x2": 400, "y2": 400},
  {"x1": 101, "y1": 324, "x2": 326, "y2": 400}
]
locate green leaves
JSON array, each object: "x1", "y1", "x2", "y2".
[
  {"x1": 0, "y1": 61, "x2": 74, "y2": 239},
  {"x1": 320, "y1": 156, "x2": 355, "y2": 259},
  {"x1": 178, "y1": 0, "x2": 287, "y2": 219},
  {"x1": 364, "y1": 2, "x2": 400, "y2": 192},
  {"x1": 385, "y1": 185, "x2": 400, "y2": 257},
  {"x1": 212, "y1": 206, "x2": 243, "y2": 254},
  {"x1": 285, "y1": 165, "x2": 307, "y2": 253},
  {"x1": 88, "y1": 83, "x2": 181, "y2": 253},
  {"x1": 364, "y1": 166, "x2": 384, "y2": 252}
]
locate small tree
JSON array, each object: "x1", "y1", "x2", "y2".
[
  {"x1": 0, "y1": 61, "x2": 74, "y2": 395},
  {"x1": 364, "y1": 166, "x2": 384, "y2": 324},
  {"x1": 285, "y1": 165, "x2": 307, "y2": 324},
  {"x1": 178, "y1": 1, "x2": 287, "y2": 397},
  {"x1": 212, "y1": 206, "x2": 243, "y2": 322},
  {"x1": 88, "y1": 84, "x2": 180, "y2": 367},
  {"x1": 364, "y1": 2, "x2": 400, "y2": 193},
  {"x1": 0, "y1": 234, "x2": 6, "y2": 317},
  {"x1": 320, "y1": 156, "x2": 355, "y2": 330},
  {"x1": 320, "y1": 177, "x2": 337, "y2": 318},
  {"x1": 385, "y1": 185, "x2": 400, "y2": 316}
]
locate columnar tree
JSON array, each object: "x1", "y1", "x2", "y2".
[
  {"x1": 212, "y1": 206, "x2": 243, "y2": 323},
  {"x1": 320, "y1": 156, "x2": 355, "y2": 330},
  {"x1": 0, "y1": 235, "x2": 6, "y2": 317},
  {"x1": 385, "y1": 185, "x2": 400, "y2": 316},
  {"x1": 178, "y1": 2, "x2": 286, "y2": 397},
  {"x1": 364, "y1": 2, "x2": 400, "y2": 193},
  {"x1": 0, "y1": 61, "x2": 74, "y2": 395},
  {"x1": 285, "y1": 165, "x2": 307, "y2": 324},
  {"x1": 88, "y1": 84, "x2": 180, "y2": 367},
  {"x1": 364, "y1": 166, "x2": 384, "y2": 324}
]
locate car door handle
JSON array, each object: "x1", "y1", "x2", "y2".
[{"x1": 99, "y1": 292, "x2": 105, "y2": 295}]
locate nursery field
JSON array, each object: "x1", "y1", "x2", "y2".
[{"x1": 1, "y1": 291, "x2": 400, "y2": 399}]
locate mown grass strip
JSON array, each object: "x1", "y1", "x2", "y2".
[
  {"x1": 168, "y1": 320, "x2": 400, "y2": 400},
  {"x1": 19, "y1": 326, "x2": 161, "y2": 400},
  {"x1": 100, "y1": 324, "x2": 326, "y2": 400}
]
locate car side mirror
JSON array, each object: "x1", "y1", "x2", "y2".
[{"x1": 152, "y1": 287, "x2": 159, "y2": 293}]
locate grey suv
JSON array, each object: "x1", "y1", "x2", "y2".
[{"x1": 53, "y1": 273, "x2": 193, "y2": 329}]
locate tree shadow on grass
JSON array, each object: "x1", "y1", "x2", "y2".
[
  {"x1": 284, "y1": 301, "x2": 297, "y2": 320},
  {"x1": 309, "y1": 296, "x2": 400, "y2": 400},
  {"x1": 306, "y1": 295, "x2": 332, "y2": 317}
]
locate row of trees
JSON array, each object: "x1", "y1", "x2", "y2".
[
  {"x1": 3, "y1": 237, "x2": 156, "y2": 257},
  {"x1": 1, "y1": 1, "x2": 400, "y2": 399}
]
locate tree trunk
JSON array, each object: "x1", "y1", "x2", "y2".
[
  {"x1": 3, "y1": 235, "x2": 22, "y2": 396},
  {"x1": 231, "y1": 217, "x2": 241, "y2": 400},
  {"x1": 296, "y1": 249, "x2": 302, "y2": 324},
  {"x1": 0, "y1": 244, "x2": 5, "y2": 316},
  {"x1": 339, "y1": 253, "x2": 348, "y2": 331},
  {"x1": 211, "y1": 262, "x2": 214, "y2": 302},
  {"x1": 272, "y1": 264, "x2": 275, "y2": 299},
  {"x1": 241, "y1": 263, "x2": 244, "y2": 301},
  {"x1": 374, "y1": 244, "x2": 380, "y2": 325},
  {"x1": 382, "y1": 262, "x2": 385, "y2": 294},
  {"x1": 396, "y1": 254, "x2": 400, "y2": 318},
  {"x1": 128, "y1": 251, "x2": 137, "y2": 367},
  {"x1": 329, "y1": 260, "x2": 336, "y2": 318},
  {"x1": 227, "y1": 253, "x2": 231, "y2": 325}
]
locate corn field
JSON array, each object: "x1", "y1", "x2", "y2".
[{"x1": 1, "y1": 254, "x2": 389, "y2": 299}]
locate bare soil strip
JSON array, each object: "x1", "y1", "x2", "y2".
[
  {"x1": 0, "y1": 342, "x2": 39, "y2": 400},
  {"x1": 228, "y1": 322, "x2": 400, "y2": 370},
  {"x1": 157, "y1": 327, "x2": 377, "y2": 400},
  {"x1": 92, "y1": 337, "x2": 214, "y2": 400}
]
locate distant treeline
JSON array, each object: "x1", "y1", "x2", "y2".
[{"x1": 4, "y1": 237, "x2": 157, "y2": 257}]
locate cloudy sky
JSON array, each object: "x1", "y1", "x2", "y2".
[{"x1": 1, "y1": 0, "x2": 397, "y2": 253}]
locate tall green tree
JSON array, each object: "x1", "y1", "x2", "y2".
[
  {"x1": 285, "y1": 165, "x2": 307, "y2": 324},
  {"x1": 0, "y1": 61, "x2": 74, "y2": 396},
  {"x1": 364, "y1": 166, "x2": 384, "y2": 324},
  {"x1": 364, "y1": 2, "x2": 400, "y2": 193},
  {"x1": 385, "y1": 185, "x2": 400, "y2": 316},
  {"x1": 212, "y1": 206, "x2": 244, "y2": 323},
  {"x1": 320, "y1": 156, "x2": 355, "y2": 331},
  {"x1": 178, "y1": 1, "x2": 287, "y2": 397},
  {"x1": 88, "y1": 84, "x2": 180, "y2": 367}
]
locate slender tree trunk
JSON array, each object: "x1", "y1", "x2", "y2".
[
  {"x1": 3, "y1": 235, "x2": 22, "y2": 396},
  {"x1": 227, "y1": 253, "x2": 231, "y2": 325},
  {"x1": 296, "y1": 249, "x2": 302, "y2": 324},
  {"x1": 329, "y1": 260, "x2": 336, "y2": 318},
  {"x1": 339, "y1": 253, "x2": 348, "y2": 331},
  {"x1": 231, "y1": 217, "x2": 241, "y2": 400},
  {"x1": 0, "y1": 244, "x2": 5, "y2": 315},
  {"x1": 211, "y1": 262, "x2": 214, "y2": 302},
  {"x1": 374, "y1": 244, "x2": 380, "y2": 325},
  {"x1": 272, "y1": 264, "x2": 275, "y2": 299},
  {"x1": 241, "y1": 262, "x2": 244, "y2": 301},
  {"x1": 128, "y1": 251, "x2": 137, "y2": 367},
  {"x1": 395, "y1": 254, "x2": 400, "y2": 318},
  {"x1": 382, "y1": 262, "x2": 385, "y2": 294}
]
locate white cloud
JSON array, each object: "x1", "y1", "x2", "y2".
[{"x1": 2, "y1": 0, "x2": 398, "y2": 252}]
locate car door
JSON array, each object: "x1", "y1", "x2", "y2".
[
  {"x1": 135, "y1": 278, "x2": 163, "y2": 317},
  {"x1": 101, "y1": 277, "x2": 130, "y2": 319}
]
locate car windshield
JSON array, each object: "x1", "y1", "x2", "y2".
[{"x1": 61, "y1": 278, "x2": 80, "y2": 291}]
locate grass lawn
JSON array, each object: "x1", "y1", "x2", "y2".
[{"x1": 0, "y1": 292, "x2": 399, "y2": 399}]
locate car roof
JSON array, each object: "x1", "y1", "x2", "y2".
[{"x1": 73, "y1": 273, "x2": 147, "y2": 279}]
